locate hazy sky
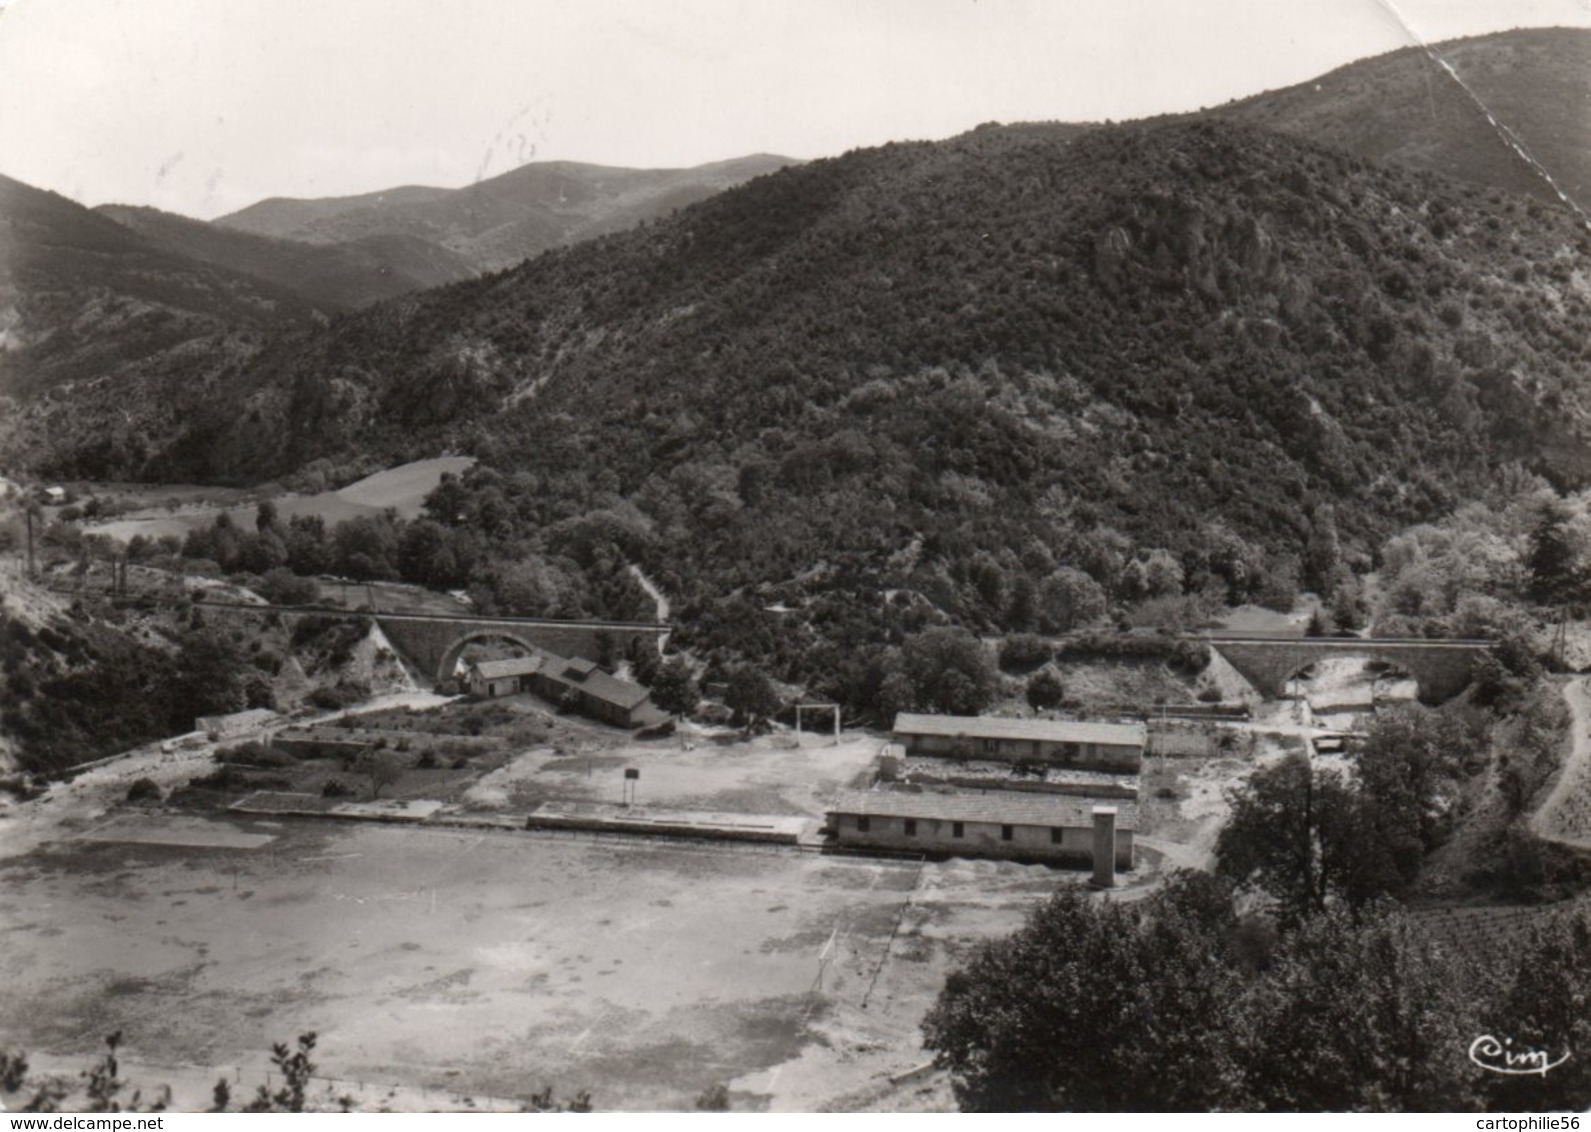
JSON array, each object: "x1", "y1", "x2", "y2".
[{"x1": 0, "y1": 0, "x2": 1587, "y2": 219}]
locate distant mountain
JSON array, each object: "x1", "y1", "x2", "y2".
[
  {"x1": 0, "y1": 173, "x2": 315, "y2": 476},
  {"x1": 65, "y1": 115, "x2": 1582, "y2": 609},
  {"x1": 96, "y1": 204, "x2": 475, "y2": 311},
  {"x1": 214, "y1": 154, "x2": 799, "y2": 274},
  {"x1": 1212, "y1": 27, "x2": 1591, "y2": 212}
]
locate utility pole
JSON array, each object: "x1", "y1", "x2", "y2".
[{"x1": 24, "y1": 504, "x2": 36, "y2": 579}]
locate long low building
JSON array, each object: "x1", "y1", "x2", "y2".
[
  {"x1": 827, "y1": 789, "x2": 1134, "y2": 871},
  {"x1": 892, "y1": 712, "x2": 1144, "y2": 773}
]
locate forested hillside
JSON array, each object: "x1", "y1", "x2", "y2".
[
  {"x1": 96, "y1": 204, "x2": 476, "y2": 311},
  {"x1": 14, "y1": 115, "x2": 1559, "y2": 702},
  {"x1": 1215, "y1": 27, "x2": 1591, "y2": 213}
]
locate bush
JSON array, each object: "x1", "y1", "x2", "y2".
[
  {"x1": 188, "y1": 766, "x2": 240, "y2": 791},
  {"x1": 999, "y1": 633, "x2": 1053, "y2": 672},
  {"x1": 1055, "y1": 633, "x2": 1209, "y2": 673},
  {"x1": 1026, "y1": 669, "x2": 1066, "y2": 710},
  {"x1": 321, "y1": 779, "x2": 354, "y2": 798},
  {"x1": 309, "y1": 684, "x2": 366, "y2": 711},
  {"x1": 216, "y1": 742, "x2": 293, "y2": 767},
  {"x1": 126, "y1": 777, "x2": 162, "y2": 803},
  {"x1": 695, "y1": 1084, "x2": 730, "y2": 1111},
  {"x1": 416, "y1": 749, "x2": 438, "y2": 770},
  {"x1": 255, "y1": 568, "x2": 320, "y2": 606}
]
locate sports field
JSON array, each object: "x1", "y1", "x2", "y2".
[{"x1": 0, "y1": 813, "x2": 1067, "y2": 1111}]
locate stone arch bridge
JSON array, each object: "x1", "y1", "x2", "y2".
[
  {"x1": 1202, "y1": 635, "x2": 1497, "y2": 703},
  {"x1": 373, "y1": 612, "x2": 672, "y2": 686},
  {"x1": 193, "y1": 600, "x2": 673, "y2": 687}
]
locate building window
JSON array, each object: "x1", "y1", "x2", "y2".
[
  {"x1": 952, "y1": 821, "x2": 964, "y2": 838},
  {"x1": 1001, "y1": 824, "x2": 1014, "y2": 841},
  {"x1": 904, "y1": 818, "x2": 917, "y2": 837},
  {"x1": 1051, "y1": 827, "x2": 1064, "y2": 844},
  {"x1": 982, "y1": 738, "x2": 998, "y2": 755},
  {"x1": 857, "y1": 815, "x2": 871, "y2": 832},
  {"x1": 1062, "y1": 742, "x2": 1080, "y2": 760}
]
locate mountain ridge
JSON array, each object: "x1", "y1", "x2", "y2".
[{"x1": 213, "y1": 152, "x2": 801, "y2": 274}]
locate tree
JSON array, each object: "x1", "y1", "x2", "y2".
[
  {"x1": 650, "y1": 657, "x2": 699, "y2": 716},
  {"x1": 923, "y1": 874, "x2": 1247, "y2": 1111},
  {"x1": 1238, "y1": 904, "x2": 1483, "y2": 1112},
  {"x1": 1303, "y1": 503, "x2": 1341, "y2": 595},
  {"x1": 1214, "y1": 753, "x2": 1358, "y2": 923},
  {"x1": 1142, "y1": 548, "x2": 1185, "y2": 598},
  {"x1": 1353, "y1": 703, "x2": 1480, "y2": 853},
  {"x1": 1025, "y1": 669, "x2": 1065, "y2": 710},
  {"x1": 725, "y1": 665, "x2": 779, "y2": 728},
  {"x1": 1482, "y1": 907, "x2": 1591, "y2": 1111},
  {"x1": 901, "y1": 627, "x2": 998, "y2": 715},
  {"x1": 1527, "y1": 498, "x2": 1581, "y2": 602},
  {"x1": 254, "y1": 500, "x2": 279, "y2": 533},
  {"x1": 358, "y1": 750, "x2": 403, "y2": 800},
  {"x1": 1038, "y1": 567, "x2": 1108, "y2": 634}
]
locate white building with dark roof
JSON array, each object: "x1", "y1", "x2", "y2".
[
  {"x1": 827, "y1": 789, "x2": 1133, "y2": 871},
  {"x1": 464, "y1": 650, "x2": 656, "y2": 728},
  {"x1": 891, "y1": 712, "x2": 1144, "y2": 773}
]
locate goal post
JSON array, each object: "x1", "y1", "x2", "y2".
[{"x1": 795, "y1": 702, "x2": 840, "y2": 746}]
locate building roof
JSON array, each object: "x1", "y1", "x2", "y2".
[
  {"x1": 470, "y1": 656, "x2": 544, "y2": 680},
  {"x1": 570, "y1": 667, "x2": 651, "y2": 711},
  {"x1": 892, "y1": 712, "x2": 1146, "y2": 748},
  {"x1": 470, "y1": 649, "x2": 651, "y2": 714},
  {"x1": 829, "y1": 788, "x2": 1137, "y2": 831}
]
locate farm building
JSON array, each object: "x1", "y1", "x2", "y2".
[
  {"x1": 464, "y1": 650, "x2": 655, "y2": 728},
  {"x1": 827, "y1": 789, "x2": 1134, "y2": 872},
  {"x1": 892, "y1": 713, "x2": 1145, "y2": 773},
  {"x1": 466, "y1": 656, "x2": 543, "y2": 699}
]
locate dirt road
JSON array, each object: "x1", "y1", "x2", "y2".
[{"x1": 1529, "y1": 676, "x2": 1591, "y2": 848}]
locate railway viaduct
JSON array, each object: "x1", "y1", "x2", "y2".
[
  {"x1": 1203, "y1": 635, "x2": 1497, "y2": 703},
  {"x1": 372, "y1": 612, "x2": 672, "y2": 685},
  {"x1": 187, "y1": 598, "x2": 672, "y2": 687}
]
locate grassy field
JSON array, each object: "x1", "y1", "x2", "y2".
[
  {"x1": 84, "y1": 457, "x2": 475, "y2": 542},
  {"x1": 0, "y1": 815, "x2": 1064, "y2": 1111}
]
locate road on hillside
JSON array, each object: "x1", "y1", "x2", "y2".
[{"x1": 1530, "y1": 675, "x2": 1591, "y2": 849}]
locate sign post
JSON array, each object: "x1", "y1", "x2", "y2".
[{"x1": 623, "y1": 766, "x2": 639, "y2": 806}]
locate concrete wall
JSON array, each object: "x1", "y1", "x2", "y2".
[
  {"x1": 833, "y1": 812, "x2": 1133, "y2": 869},
  {"x1": 901, "y1": 733, "x2": 1141, "y2": 773}
]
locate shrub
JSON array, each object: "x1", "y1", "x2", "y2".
[
  {"x1": 216, "y1": 742, "x2": 293, "y2": 767},
  {"x1": 999, "y1": 633, "x2": 1053, "y2": 672},
  {"x1": 1026, "y1": 669, "x2": 1066, "y2": 710},
  {"x1": 321, "y1": 779, "x2": 354, "y2": 798},
  {"x1": 126, "y1": 777, "x2": 162, "y2": 803},
  {"x1": 695, "y1": 1084, "x2": 730, "y2": 1111}
]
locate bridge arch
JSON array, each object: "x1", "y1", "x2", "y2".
[
  {"x1": 435, "y1": 631, "x2": 544, "y2": 686},
  {"x1": 1206, "y1": 637, "x2": 1493, "y2": 704}
]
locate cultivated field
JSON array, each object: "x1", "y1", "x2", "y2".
[
  {"x1": 0, "y1": 814, "x2": 1066, "y2": 1111},
  {"x1": 83, "y1": 457, "x2": 475, "y2": 543}
]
